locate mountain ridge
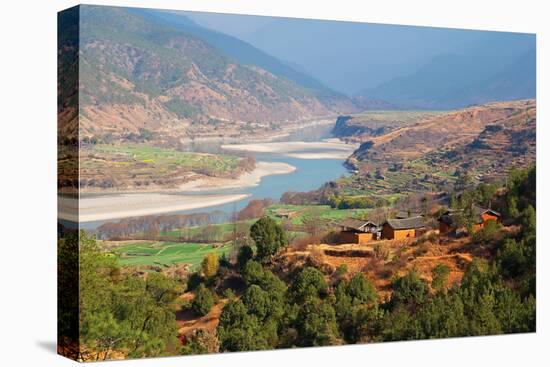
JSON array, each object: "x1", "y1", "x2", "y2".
[{"x1": 59, "y1": 5, "x2": 358, "y2": 143}]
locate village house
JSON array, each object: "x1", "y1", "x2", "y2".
[
  {"x1": 272, "y1": 208, "x2": 297, "y2": 219},
  {"x1": 381, "y1": 216, "x2": 426, "y2": 240},
  {"x1": 438, "y1": 206, "x2": 501, "y2": 235},
  {"x1": 337, "y1": 218, "x2": 379, "y2": 244}
]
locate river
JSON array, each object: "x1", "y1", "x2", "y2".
[{"x1": 76, "y1": 123, "x2": 354, "y2": 230}]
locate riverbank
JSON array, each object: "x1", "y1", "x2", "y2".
[
  {"x1": 58, "y1": 193, "x2": 251, "y2": 222},
  {"x1": 221, "y1": 139, "x2": 359, "y2": 159},
  {"x1": 178, "y1": 161, "x2": 296, "y2": 191},
  {"x1": 178, "y1": 118, "x2": 337, "y2": 145}
]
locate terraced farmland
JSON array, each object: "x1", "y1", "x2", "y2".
[{"x1": 106, "y1": 241, "x2": 232, "y2": 270}]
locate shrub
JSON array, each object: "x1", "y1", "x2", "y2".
[
  {"x1": 192, "y1": 284, "x2": 214, "y2": 316},
  {"x1": 431, "y1": 264, "x2": 451, "y2": 292},
  {"x1": 347, "y1": 273, "x2": 377, "y2": 305},
  {"x1": 289, "y1": 267, "x2": 328, "y2": 303},
  {"x1": 237, "y1": 245, "x2": 254, "y2": 270},
  {"x1": 186, "y1": 272, "x2": 202, "y2": 291},
  {"x1": 250, "y1": 217, "x2": 287, "y2": 263},
  {"x1": 201, "y1": 253, "x2": 219, "y2": 279}
]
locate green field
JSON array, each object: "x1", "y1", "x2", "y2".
[
  {"x1": 266, "y1": 204, "x2": 371, "y2": 225},
  {"x1": 108, "y1": 241, "x2": 232, "y2": 270},
  {"x1": 86, "y1": 143, "x2": 241, "y2": 174}
]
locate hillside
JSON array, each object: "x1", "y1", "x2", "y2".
[
  {"x1": 337, "y1": 100, "x2": 535, "y2": 194},
  {"x1": 59, "y1": 6, "x2": 356, "y2": 143},
  {"x1": 332, "y1": 111, "x2": 445, "y2": 142},
  {"x1": 131, "y1": 9, "x2": 356, "y2": 112}
]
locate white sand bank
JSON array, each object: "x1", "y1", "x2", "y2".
[
  {"x1": 58, "y1": 193, "x2": 251, "y2": 222},
  {"x1": 178, "y1": 161, "x2": 296, "y2": 191}
]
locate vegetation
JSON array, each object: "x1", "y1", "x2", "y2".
[
  {"x1": 107, "y1": 241, "x2": 232, "y2": 270},
  {"x1": 78, "y1": 143, "x2": 254, "y2": 191},
  {"x1": 250, "y1": 216, "x2": 287, "y2": 263},
  {"x1": 431, "y1": 264, "x2": 451, "y2": 292},
  {"x1": 62, "y1": 166, "x2": 535, "y2": 359},
  {"x1": 76, "y1": 232, "x2": 182, "y2": 361},
  {"x1": 201, "y1": 253, "x2": 219, "y2": 279},
  {"x1": 192, "y1": 285, "x2": 215, "y2": 316}
]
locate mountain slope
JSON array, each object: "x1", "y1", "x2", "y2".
[
  {"x1": 64, "y1": 5, "x2": 355, "y2": 142},
  {"x1": 338, "y1": 100, "x2": 535, "y2": 194},
  {"x1": 357, "y1": 34, "x2": 535, "y2": 109},
  {"x1": 131, "y1": 9, "x2": 357, "y2": 112}
]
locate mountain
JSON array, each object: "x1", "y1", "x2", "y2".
[
  {"x1": 130, "y1": 8, "x2": 354, "y2": 110},
  {"x1": 187, "y1": 14, "x2": 504, "y2": 94},
  {"x1": 338, "y1": 100, "x2": 535, "y2": 194},
  {"x1": 60, "y1": 5, "x2": 357, "y2": 142},
  {"x1": 357, "y1": 34, "x2": 535, "y2": 109}
]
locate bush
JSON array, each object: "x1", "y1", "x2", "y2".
[
  {"x1": 201, "y1": 253, "x2": 219, "y2": 279},
  {"x1": 289, "y1": 267, "x2": 327, "y2": 303},
  {"x1": 347, "y1": 273, "x2": 377, "y2": 305},
  {"x1": 390, "y1": 270, "x2": 428, "y2": 310},
  {"x1": 192, "y1": 284, "x2": 214, "y2": 316},
  {"x1": 237, "y1": 245, "x2": 254, "y2": 270},
  {"x1": 431, "y1": 264, "x2": 451, "y2": 292},
  {"x1": 186, "y1": 272, "x2": 202, "y2": 291},
  {"x1": 250, "y1": 217, "x2": 287, "y2": 263}
]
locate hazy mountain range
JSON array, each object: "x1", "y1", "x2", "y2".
[
  {"x1": 59, "y1": 5, "x2": 536, "y2": 142},
  {"x1": 184, "y1": 10, "x2": 535, "y2": 109}
]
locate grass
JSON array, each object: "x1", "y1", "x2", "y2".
[
  {"x1": 87, "y1": 143, "x2": 240, "y2": 174},
  {"x1": 108, "y1": 241, "x2": 232, "y2": 270},
  {"x1": 159, "y1": 220, "x2": 256, "y2": 239},
  {"x1": 266, "y1": 204, "x2": 370, "y2": 225}
]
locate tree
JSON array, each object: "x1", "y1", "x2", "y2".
[
  {"x1": 497, "y1": 238, "x2": 528, "y2": 278},
  {"x1": 295, "y1": 298, "x2": 341, "y2": 346},
  {"x1": 192, "y1": 284, "x2": 214, "y2": 316},
  {"x1": 181, "y1": 329, "x2": 220, "y2": 355},
  {"x1": 82, "y1": 311, "x2": 135, "y2": 361},
  {"x1": 390, "y1": 270, "x2": 428, "y2": 311},
  {"x1": 476, "y1": 183, "x2": 497, "y2": 207},
  {"x1": 347, "y1": 273, "x2": 377, "y2": 305},
  {"x1": 201, "y1": 252, "x2": 219, "y2": 279},
  {"x1": 237, "y1": 245, "x2": 254, "y2": 270},
  {"x1": 242, "y1": 284, "x2": 284, "y2": 323},
  {"x1": 242, "y1": 260, "x2": 265, "y2": 286},
  {"x1": 289, "y1": 267, "x2": 328, "y2": 304},
  {"x1": 217, "y1": 300, "x2": 270, "y2": 351},
  {"x1": 250, "y1": 216, "x2": 287, "y2": 263},
  {"x1": 78, "y1": 231, "x2": 180, "y2": 361},
  {"x1": 521, "y1": 205, "x2": 536, "y2": 236},
  {"x1": 431, "y1": 264, "x2": 451, "y2": 292}
]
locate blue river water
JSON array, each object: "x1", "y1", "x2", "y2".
[
  {"x1": 78, "y1": 123, "x2": 352, "y2": 229},
  {"x1": 178, "y1": 152, "x2": 349, "y2": 215}
]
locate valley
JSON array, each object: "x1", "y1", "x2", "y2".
[{"x1": 56, "y1": 5, "x2": 537, "y2": 361}]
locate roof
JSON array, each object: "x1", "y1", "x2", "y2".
[
  {"x1": 384, "y1": 216, "x2": 426, "y2": 230},
  {"x1": 473, "y1": 205, "x2": 501, "y2": 217},
  {"x1": 439, "y1": 213, "x2": 459, "y2": 226},
  {"x1": 340, "y1": 218, "x2": 378, "y2": 232},
  {"x1": 438, "y1": 206, "x2": 500, "y2": 226},
  {"x1": 395, "y1": 211, "x2": 422, "y2": 219}
]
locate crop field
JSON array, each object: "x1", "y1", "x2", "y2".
[
  {"x1": 350, "y1": 110, "x2": 445, "y2": 125},
  {"x1": 107, "y1": 241, "x2": 233, "y2": 270},
  {"x1": 85, "y1": 143, "x2": 241, "y2": 174},
  {"x1": 266, "y1": 204, "x2": 370, "y2": 225},
  {"x1": 78, "y1": 143, "x2": 251, "y2": 191}
]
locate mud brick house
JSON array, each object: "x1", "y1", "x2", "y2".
[
  {"x1": 381, "y1": 217, "x2": 426, "y2": 240},
  {"x1": 439, "y1": 206, "x2": 501, "y2": 235},
  {"x1": 337, "y1": 219, "x2": 379, "y2": 244}
]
